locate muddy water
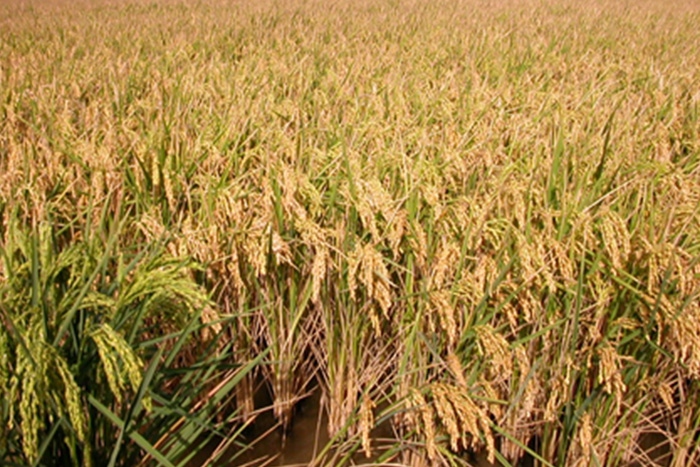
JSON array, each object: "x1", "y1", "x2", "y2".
[
  {"x1": 220, "y1": 388, "x2": 414, "y2": 466},
  {"x1": 229, "y1": 389, "x2": 331, "y2": 466}
]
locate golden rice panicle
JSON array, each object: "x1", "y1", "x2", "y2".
[
  {"x1": 432, "y1": 383, "x2": 496, "y2": 463},
  {"x1": 657, "y1": 381, "x2": 676, "y2": 413},
  {"x1": 244, "y1": 222, "x2": 269, "y2": 278},
  {"x1": 280, "y1": 163, "x2": 301, "y2": 216},
  {"x1": 150, "y1": 152, "x2": 160, "y2": 201},
  {"x1": 270, "y1": 229, "x2": 293, "y2": 267},
  {"x1": 474, "y1": 324, "x2": 512, "y2": 381},
  {"x1": 297, "y1": 172, "x2": 324, "y2": 218},
  {"x1": 644, "y1": 241, "x2": 693, "y2": 296},
  {"x1": 430, "y1": 290, "x2": 458, "y2": 347},
  {"x1": 571, "y1": 412, "x2": 594, "y2": 467},
  {"x1": 294, "y1": 202, "x2": 326, "y2": 247},
  {"x1": 353, "y1": 180, "x2": 380, "y2": 240},
  {"x1": 477, "y1": 255, "x2": 499, "y2": 296},
  {"x1": 478, "y1": 376, "x2": 504, "y2": 422},
  {"x1": 364, "y1": 178, "x2": 395, "y2": 225},
  {"x1": 407, "y1": 388, "x2": 438, "y2": 461},
  {"x1": 367, "y1": 304, "x2": 382, "y2": 337},
  {"x1": 675, "y1": 248, "x2": 696, "y2": 296},
  {"x1": 516, "y1": 232, "x2": 539, "y2": 280},
  {"x1": 355, "y1": 242, "x2": 393, "y2": 332},
  {"x1": 432, "y1": 383, "x2": 464, "y2": 452},
  {"x1": 518, "y1": 287, "x2": 539, "y2": 326},
  {"x1": 311, "y1": 245, "x2": 328, "y2": 305},
  {"x1": 599, "y1": 210, "x2": 631, "y2": 272},
  {"x1": 528, "y1": 234, "x2": 557, "y2": 293},
  {"x1": 446, "y1": 351, "x2": 468, "y2": 388},
  {"x1": 597, "y1": 342, "x2": 626, "y2": 412},
  {"x1": 667, "y1": 301, "x2": 700, "y2": 378},
  {"x1": 361, "y1": 244, "x2": 379, "y2": 304},
  {"x1": 408, "y1": 218, "x2": 428, "y2": 272},
  {"x1": 386, "y1": 207, "x2": 407, "y2": 257},
  {"x1": 430, "y1": 240, "x2": 460, "y2": 289},
  {"x1": 573, "y1": 210, "x2": 595, "y2": 255},
  {"x1": 549, "y1": 237, "x2": 576, "y2": 287},
  {"x1": 545, "y1": 371, "x2": 569, "y2": 423},
  {"x1": 359, "y1": 393, "x2": 375, "y2": 458},
  {"x1": 421, "y1": 183, "x2": 443, "y2": 219},
  {"x1": 162, "y1": 154, "x2": 175, "y2": 213}
]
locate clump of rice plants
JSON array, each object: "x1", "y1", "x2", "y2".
[{"x1": 1, "y1": 0, "x2": 699, "y2": 466}]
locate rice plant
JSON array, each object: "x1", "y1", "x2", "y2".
[{"x1": 1, "y1": 0, "x2": 699, "y2": 465}]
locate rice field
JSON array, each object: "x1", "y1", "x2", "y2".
[{"x1": 1, "y1": 0, "x2": 699, "y2": 465}]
